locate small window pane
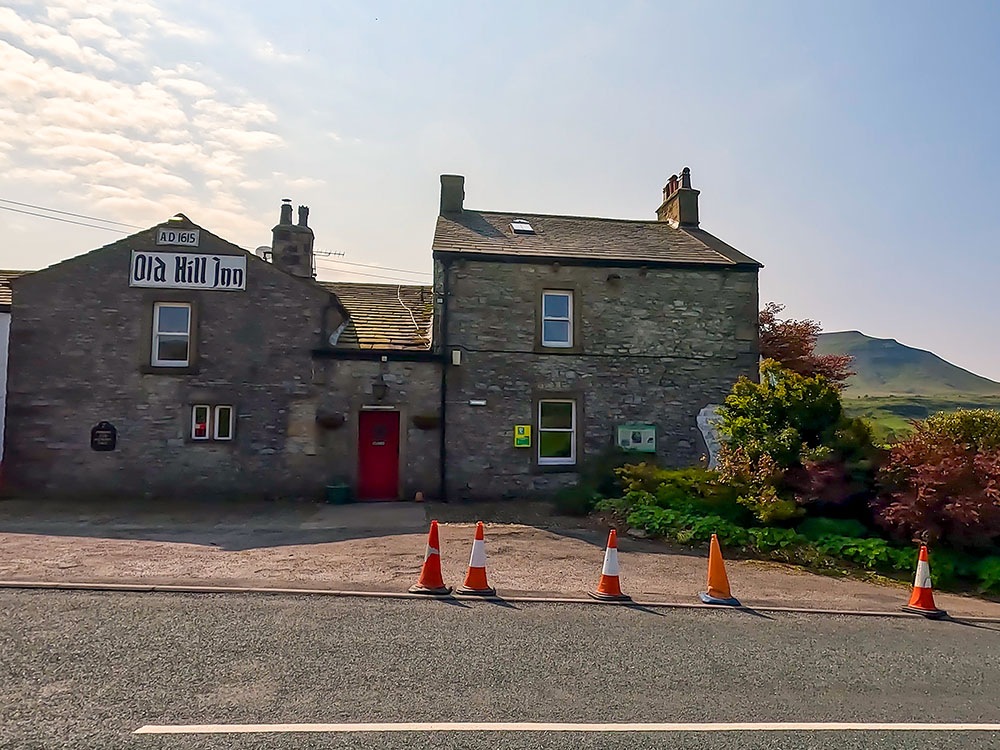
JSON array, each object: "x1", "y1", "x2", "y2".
[
  {"x1": 215, "y1": 406, "x2": 233, "y2": 440},
  {"x1": 157, "y1": 305, "x2": 190, "y2": 333},
  {"x1": 157, "y1": 336, "x2": 189, "y2": 363},
  {"x1": 540, "y1": 401, "x2": 573, "y2": 429},
  {"x1": 192, "y1": 405, "x2": 209, "y2": 440},
  {"x1": 539, "y1": 431, "x2": 573, "y2": 458},
  {"x1": 542, "y1": 320, "x2": 570, "y2": 345},
  {"x1": 543, "y1": 294, "x2": 570, "y2": 319}
]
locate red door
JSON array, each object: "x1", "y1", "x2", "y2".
[{"x1": 357, "y1": 411, "x2": 400, "y2": 500}]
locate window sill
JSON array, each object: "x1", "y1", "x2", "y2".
[
  {"x1": 140, "y1": 364, "x2": 200, "y2": 376},
  {"x1": 533, "y1": 463, "x2": 579, "y2": 474}
]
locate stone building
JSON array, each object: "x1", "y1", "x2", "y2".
[
  {"x1": 2, "y1": 169, "x2": 759, "y2": 501},
  {"x1": 3, "y1": 205, "x2": 439, "y2": 500},
  {"x1": 433, "y1": 168, "x2": 761, "y2": 498}
]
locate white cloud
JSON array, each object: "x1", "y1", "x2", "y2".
[
  {"x1": 255, "y1": 40, "x2": 302, "y2": 64},
  {"x1": 0, "y1": 4, "x2": 294, "y2": 249},
  {"x1": 0, "y1": 7, "x2": 116, "y2": 70},
  {"x1": 272, "y1": 172, "x2": 326, "y2": 189}
]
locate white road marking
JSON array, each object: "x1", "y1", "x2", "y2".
[{"x1": 134, "y1": 722, "x2": 1000, "y2": 735}]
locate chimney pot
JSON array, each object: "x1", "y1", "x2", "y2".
[
  {"x1": 298, "y1": 205, "x2": 309, "y2": 227},
  {"x1": 440, "y1": 174, "x2": 465, "y2": 214},
  {"x1": 656, "y1": 167, "x2": 699, "y2": 226},
  {"x1": 279, "y1": 199, "x2": 293, "y2": 225}
]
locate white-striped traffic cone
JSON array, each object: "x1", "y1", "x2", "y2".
[
  {"x1": 456, "y1": 522, "x2": 496, "y2": 596},
  {"x1": 589, "y1": 529, "x2": 630, "y2": 601},
  {"x1": 903, "y1": 545, "x2": 946, "y2": 619}
]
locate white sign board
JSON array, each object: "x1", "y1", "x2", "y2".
[
  {"x1": 156, "y1": 227, "x2": 200, "y2": 246},
  {"x1": 129, "y1": 250, "x2": 246, "y2": 291}
]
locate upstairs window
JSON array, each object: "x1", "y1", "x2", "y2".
[
  {"x1": 538, "y1": 399, "x2": 576, "y2": 465},
  {"x1": 152, "y1": 302, "x2": 191, "y2": 367},
  {"x1": 541, "y1": 290, "x2": 573, "y2": 348}
]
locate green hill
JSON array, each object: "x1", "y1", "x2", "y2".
[
  {"x1": 815, "y1": 330, "x2": 1000, "y2": 397},
  {"x1": 816, "y1": 330, "x2": 1000, "y2": 442}
]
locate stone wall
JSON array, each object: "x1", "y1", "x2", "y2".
[
  {"x1": 438, "y1": 259, "x2": 758, "y2": 499},
  {"x1": 314, "y1": 357, "x2": 441, "y2": 500},
  {"x1": 4, "y1": 225, "x2": 345, "y2": 500}
]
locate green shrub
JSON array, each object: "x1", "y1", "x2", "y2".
[
  {"x1": 747, "y1": 527, "x2": 805, "y2": 552},
  {"x1": 924, "y1": 409, "x2": 1000, "y2": 451},
  {"x1": 737, "y1": 491, "x2": 803, "y2": 524},
  {"x1": 976, "y1": 557, "x2": 1000, "y2": 593},
  {"x1": 551, "y1": 486, "x2": 600, "y2": 517},
  {"x1": 577, "y1": 448, "x2": 639, "y2": 497},
  {"x1": 797, "y1": 517, "x2": 868, "y2": 540}
]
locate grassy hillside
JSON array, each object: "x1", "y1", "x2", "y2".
[
  {"x1": 816, "y1": 330, "x2": 1000, "y2": 397},
  {"x1": 843, "y1": 395, "x2": 1000, "y2": 443}
]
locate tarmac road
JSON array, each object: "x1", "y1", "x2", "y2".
[{"x1": 2, "y1": 589, "x2": 999, "y2": 749}]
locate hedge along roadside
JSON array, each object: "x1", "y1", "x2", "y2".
[{"x1": 597, "y1": 491, "x2": 1000, "y2": 594}]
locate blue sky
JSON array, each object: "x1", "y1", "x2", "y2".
[{"x1": 2, "y1": 1, "x2": 999, "y2": 377}]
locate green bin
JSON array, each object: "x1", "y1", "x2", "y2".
[{"x1": 325, "y1": 483, "x2": 352, "y2": 504}]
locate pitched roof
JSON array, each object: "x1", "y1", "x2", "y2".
[
  {"x1": 0, "y1": 270, "x2": 30, "y2": 309},
  {"x1": 321, "y1": 282, "x2": 433, "y2": 351},
  {"x1": 432, "y1": 210, "x2": 761, "y2": 268}
]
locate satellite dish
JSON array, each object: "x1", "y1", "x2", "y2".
[{"x1": 255, "y1": 246, "x2": 271, "y2": 259}]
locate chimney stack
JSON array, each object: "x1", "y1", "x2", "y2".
[
  {"x1": 440, "y1": 174, "x2": 465, "y2": 215},
  {"x1": 271, "y1": 198, "x2": 315, "y2": 279},
  {"x1": 656, "y1": 166, "x2": 699, "y2": 227}
]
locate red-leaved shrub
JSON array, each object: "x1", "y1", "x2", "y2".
[{"x1": 876, "y1": 421, "x2": 1000, "y2": 549}]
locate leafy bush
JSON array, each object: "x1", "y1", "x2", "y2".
[
  {"x1": 615, "y1": 464, "x2": 749, "y2": 523},
  {"x1": 976, "y1": 557, "x2": 1000, "y2": 593},
  {"x1": 797, "y1": 517, "x2": 868, "y2": 540},
  {"x1": 876, "y1": 413, "x2": 1000, "y2": 549},
  {"x1": 747, "y1": 527, "x2": 805, "y2": 551},
  {"x1": 718, "y1": 360, "x2": 845, "y2": 468},
  {"x1": 716, "y1": 361, "x2": 882, "y2": 524},
  {"x1": 576, "y1": 448, "x2": 640, "y2": 498},
  {"x1": 551, "y1": 486, "x2": 601, "y2": 517},
  {"x1": 923, "y1": 409, "x2": 1000, "y2": 451}
]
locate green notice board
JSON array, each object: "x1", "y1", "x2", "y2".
[{"x1": 617, "y1": 423, "x2": 656, "y2": 453}]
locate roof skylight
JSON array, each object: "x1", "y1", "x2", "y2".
[{"x1": 510, "y1": 219, "x2": 535, "y2": 235}]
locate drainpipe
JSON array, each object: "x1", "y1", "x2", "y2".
[{"x1": 438, "y1": 259, "x2": 450, "y2": 501}]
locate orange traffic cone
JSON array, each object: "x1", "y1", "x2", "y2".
[
  {"x1": 456, "y1": 522, "x2": 496, "y2": 596},
  {"x1": 698, "y1": 533, "x2": 740, "y2": 606},
  {"x1": 903, "y1": 545, "x2": 947, "y2": 618},
  {"x1": 408, "y1": 520, "x2": 452, "y2": 595},
  {"x1": 590, "y1": 529, "x2": 630, "y2": 601}
]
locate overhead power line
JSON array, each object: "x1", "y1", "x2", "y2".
[
  {"x1": 315, "y1": 265, "x2": 432, "y2": 285},
  {"x1": 0, "y1": 204, "x2": 130, "y2": 233},
  {"x1": 322, "y1": 259, "x2": 431, "y2": 277},
  {"x1": 0, "y1": 198, "x2": 143, "y2": 229}
]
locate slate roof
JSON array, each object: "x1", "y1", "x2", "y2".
[
  {"x1": 432, "y1": 210, "x2": 761, "y2": 268},
  {"x1": 321, "y1": 282, "x2": 433, "y2": 351},
  {"x1": 0, "y1": 270, "x2": 30, "y2": 309}
]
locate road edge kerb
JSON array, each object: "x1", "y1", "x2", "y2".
[{"x1": 3, "y1": 579, "x2": 999, "y2": 622}]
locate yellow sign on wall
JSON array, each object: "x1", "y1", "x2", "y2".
[{"x1": 514, "y1": 424, "x2": 531, "y2": 448}]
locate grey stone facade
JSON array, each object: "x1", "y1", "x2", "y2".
[
  {"x1": 4, "y1": 217, "x2": 441, "y2": 500},
  {"x1": 437, "y1": 259, "x2": 759, "y2": 499}
]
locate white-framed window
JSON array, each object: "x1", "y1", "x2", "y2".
[
  {"x1": 152, "y1": 302, "x2": 191, "y2": 367},
  {"x1": 541, "y1": 290, "x2": 573, "y2": 348},
  {"x1": 214, "y1": 405, "x2": 234, "y2": 441},
  {"x1": 191, "y1": 404, "x2": 235, "y2": 441},
  {"x1": 191, "y1": 404, "x2": 211, "y2": 440},
  {"x1": 538, "y1": 399, "x2": 576, "y2": 465}
]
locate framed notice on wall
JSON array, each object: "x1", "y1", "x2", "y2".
[{"x1": 617, "y1": 424, "x2": 656, "y2": 453}]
